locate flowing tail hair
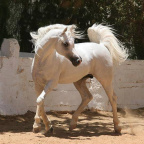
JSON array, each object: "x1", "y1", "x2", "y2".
[{"x1": 88, "y1": 24, "x2": 128, "y2": 64}]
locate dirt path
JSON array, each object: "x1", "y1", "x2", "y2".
[{"x1": 0, "y1": 108, "x2": 144, "y2": 144}]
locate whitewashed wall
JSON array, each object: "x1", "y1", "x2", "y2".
[{"x1": 0, "y1": 39, "x2": 144, "y2": 115}]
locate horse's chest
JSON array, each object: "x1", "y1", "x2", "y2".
[{"x1": 33, "y1": 63, "x2": 58, "y2": 84}]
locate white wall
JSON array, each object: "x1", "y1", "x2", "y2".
[{"x1": 0, "y1": 39, "x2": 144, "y2": 115}]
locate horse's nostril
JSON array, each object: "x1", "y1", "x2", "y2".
[
  {"x1": 76, "y1": 58, "x2": 82, "y2": 64},
  {"x1": 80, "y1": 57, "x2": 82, "y2": 62},
  {"x1": 78, "y1": 56, "x2": 82, "y2": 62},
  {"x1": 76, "y1": 59, "x2": 80, "y2": 63}
]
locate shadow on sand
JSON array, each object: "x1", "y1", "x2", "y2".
[{"x1": 0, "y1": 108, "x2": 144, "y2": 139}]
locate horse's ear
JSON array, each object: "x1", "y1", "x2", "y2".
[
  {"x1": 30, "y1": 32, "x2": 38, "y2": 40},
  {"x1": 69, "y1": 25, "x2": 77, "y2": 37},
  {"x1": 69, "y1": 25, "x2": 76, "y2": 32},
  {"x1": 60, "y1": 27, "x2": 67, "y2": 36}
]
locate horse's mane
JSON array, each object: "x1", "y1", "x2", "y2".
[{"x1": 30, "y1": 24, "x2": 83, "y2": 52}]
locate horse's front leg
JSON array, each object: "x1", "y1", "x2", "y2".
[
  {"x1": 33, "y1": 84, "x2": 43, "y2": 133},
  {"x1": 35, "y1": 80, "x2": 58, "y2": 134},
  {"x1": 70, "y1": 78, "x2": 93, "y2": 131}
]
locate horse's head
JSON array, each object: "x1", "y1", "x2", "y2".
[
  {"x1": 31, "y1": 24, "x2": 82, "y2": 67},
  {"x1": 55, "y1": 26, "x2": 82, "y2": 67}
]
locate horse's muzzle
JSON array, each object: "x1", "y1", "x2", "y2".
[{"x1": 70, "y1": 56, "x2": 82, "y2": 67}]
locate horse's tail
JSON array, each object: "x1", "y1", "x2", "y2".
[{"x1": 88, "y1": 24, "x2": 128, "y2": 64}]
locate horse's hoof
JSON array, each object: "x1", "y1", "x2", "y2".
[
  {"x1": 41, "y1": 127, "x2": 54, "y2": 135},
  {"x1": 114, "y1": 126, "x2": 122, "y2": 133},
  {"x1": 69, "y1": 124, "x2": 77, "y2": 131},
  {"x1": 49, "y1": 127, "x2": 54, "y2": 133},
  {"x1": 33, "y1": 126, "x2": 41, "y2": 133},
  {"x1": 41, "y1": 130, "x2": 47, "y2": 135}
]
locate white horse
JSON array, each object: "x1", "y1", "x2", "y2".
[{"x1": 30, "y1": 24, "x2": 128, "y2": 134}]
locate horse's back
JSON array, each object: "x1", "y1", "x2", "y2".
[{"x1": 75, "y1": 42, "x2": 113, "y2": 67}]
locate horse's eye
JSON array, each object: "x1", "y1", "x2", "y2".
[{"x1": 63, "y1": 42, "x2": 69, "y2": 47}]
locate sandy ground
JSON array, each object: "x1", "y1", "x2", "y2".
[{"x1": 0, "y1": 108, "x2": 144, "y2": 144}]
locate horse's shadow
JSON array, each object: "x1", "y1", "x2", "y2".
[
  {"x1": 1, "y1": 109, "x2": 143, "y2": 139},
  {"x1": 42, "y1": 123, "x2": 121, "y2": 140},
  {"x1": 41, "y1": 110, "x2": 121, "y2": 139}
]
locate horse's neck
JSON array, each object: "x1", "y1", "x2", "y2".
[{"x1": 34, "y1": 39, "x2": 56, "y2": 66}]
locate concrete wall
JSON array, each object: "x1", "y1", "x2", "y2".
[{"x1": 0, "y1": 39, "x2": 144, "y2": 115}]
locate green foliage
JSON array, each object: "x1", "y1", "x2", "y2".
[
  {"x1": 0, "y1": 0, "x2": 9, "y2": 45},
  {"x1": 0, "y1": 0, "x2": 144, "y2": 59}
]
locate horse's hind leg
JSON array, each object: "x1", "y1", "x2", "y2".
[
  {"x1": 70, "y1": 77, "x2": 93, "y2": 131},
  {"x1": 104, "y1": 85, "x2": 121, "y2": 133},
  {"x1": 96, "y1": 76, "x2": 121, "y2": 133}
]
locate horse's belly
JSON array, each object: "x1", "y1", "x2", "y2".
[
  {"x1": 58, "y1": 75, "x2": 84, "y2": 84},
  {"x1": 58, "y1": 76, "x2": 82, "y2": 84},
  {"x1": 58, "y1": 66, "x2": 90, "y2": 84}
]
